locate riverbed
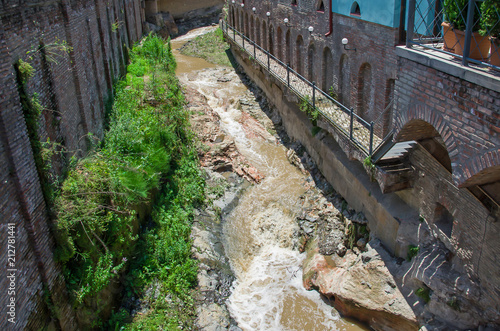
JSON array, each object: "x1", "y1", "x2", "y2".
[{"x1": 172, "y1": 26, "x2": 367, "y2": 331}]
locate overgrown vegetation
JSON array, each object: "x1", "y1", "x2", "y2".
[
  {"x1": 407, "y1": 244, "x2": 420, "y2": 261},
  {"x1": 299, "y1": 96, "x2": 319, "y2": 126},
  {"x1": 52, "y1": 34, "x2": 204, "y2": 328},
  {"x1": 416, "y1": 286, "x2": 431, "y2": 303},
  {"x1": 180, "y1": 28, "x2": 232, "y2": 67}
]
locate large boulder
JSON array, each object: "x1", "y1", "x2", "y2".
[{"x1": 303, "y1": 239, "x2": 419, "y2": 331}]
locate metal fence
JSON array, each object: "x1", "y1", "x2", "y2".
[
  {"x1": 407, "y1": 0, "x2": 500, "y2": 70},
  {"x1": 221, "y1": 20, "x2": 387, "y2": 157}
]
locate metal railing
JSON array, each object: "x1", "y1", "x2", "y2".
[
  {"x1": 221, "y1": 20, "x2": 387, "y2": 157},
  {"x1": 407, "y1": 0, "x2": 500, "y2": 70}
]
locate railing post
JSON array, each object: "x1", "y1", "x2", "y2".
[
  {"x1": 243, "y1": 34, "x2": 245, "y2": 48},
  {"x1": 233, "y1": 25, "x2": 236, "y2": 40},
  {"x1": 287, "y1": 63, "x2": 290, "y2": 87},
  {"x1": 268, "y1": 50, "x2": 270, "y2": 70},
  {"x1": 369, "y1": 122, "x2": 374, "y2": 156},
  {"x1": 462, "y1": 0, "x2": 476, "y2": 66},
  {"x1": 406, "y1": 0, "x2": 416, "y2": 48},
  {"x1": 349, "y1": 108, "x2": 354, "y2": 140},
  {"x1": 312, "y1": 81, "x2": 316, "y2": 109}
]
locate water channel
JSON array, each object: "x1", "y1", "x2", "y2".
[{"x1": 172, "y1": 26, "x2": 367, "y2": 331}]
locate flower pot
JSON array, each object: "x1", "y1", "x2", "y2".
[
  {"x1": 441, "y1": 22, "x2": 490, "y2": 60},
  {"x1": 490, "y1": 37, "x2": 500, "y2": 67}
]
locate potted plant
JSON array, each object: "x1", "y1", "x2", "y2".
[
  {"x1": 480, "y1": 0, "x2": 500, "y2": 66},
  {"x1": 442, "y1": 0, "x2": 490, "y2": 60}
]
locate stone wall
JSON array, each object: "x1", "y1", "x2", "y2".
[{"x1": 0, "y1": 0, "x2": 144, "y2": 329}]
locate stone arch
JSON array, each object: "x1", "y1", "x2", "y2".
[
  {"x1": 307, "y1": 42, "x2": 315, "y2": 81},
  {"x1": 339, "y1": 54, "x2": 350, "y2": 107},
  {"x1": 322, "y1": 47, "x2": 333, "y2": 93},
  {"x1": 296, "y1": 34, "x2": 304, "y2": 74},
  {"x1": 262, "y1": 19, "x2": 268, "y2": 50},
  {"x1": 277, "y1": 26, "x2": 283, "y2": 60},
  {"x1": 357, "y1": 62, "x2": 372, "y2": 120},
  {"x1": 285, "y1": 29, "x2": 291, "y2": 65}
]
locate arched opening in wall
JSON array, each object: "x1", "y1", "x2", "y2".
[
  {"x1": 357, "y1": 63, "x2": 372, "y2": 120},
  {"x1": 262, "y1": 20, "x2": 268, "y2": 50},
  {"x1": 240, "y1": 10, "x2": 244, "y2": 32},
  {"x1": 245, "y1": 12, "x2": 249, "y2": 36},
  {"x1": 317, "y1": 0, "x2": 325, "y2": 12},
  {"x1": 339, "y1": 54, "x2": 350, "y2": 107},
  {"x1": 277, "y1": 26, "x2": 283, "y2": 60},
  {"x1": 350, "y1": 1, "x2": 361, "y2": 16},
  {"x1": 250, "y1": 15, "x2": 254, "y2": 40},
  {"x1": 382, "y1": 79, "x2": 395, "y2": 136},
  {"x1": 269, "y1": 24, "x2": 275, "y2": 55},
  {"x1": 433, "y1": 203, "x2": 454, "y2": 238},
  {"x1": 321, "y1": 47, "x2": 333, "y2": 93},
  {"x1": 256, "y1": 18, "x2": 261, "y2": 46},
  {"x1": 296, "y1": 35, "x2": 304, "y2": 75},
  {"x1": 307, "y1": 42, "x2": 315, "y2": 81},
  {"x1": 397, "y1": 119, "x2": 452, "y2": 172},
  {"x1": 286, "y1": 29, "x2": 291, "y2": 65},
  {"x1": 463, "y1": 166, "x2": 500, "y2": 217}
]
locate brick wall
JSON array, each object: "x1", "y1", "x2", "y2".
[
  {"x1": 394, "y1": 56, "x2": 500, "y2": 186},
  {"x1": 403, "y1": 145, "x2": 500, "y2": 324},
  {"x1": 0, "y1": 0, "x2": 144, "y2": 328},
  {"x1": 229, "y1": 0, "x2": 400, "y2": 137}
]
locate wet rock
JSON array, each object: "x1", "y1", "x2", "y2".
[{"x1": 303, "y1": 239, "x2": 419, "y2": 331}]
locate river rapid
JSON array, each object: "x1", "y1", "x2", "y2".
[{"x1": 172, "y1": 26, "x2": 366, "y2": 331}]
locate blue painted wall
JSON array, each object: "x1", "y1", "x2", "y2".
[{"x1": 332, "y1": 0, "x2": 401, "y2": 28}]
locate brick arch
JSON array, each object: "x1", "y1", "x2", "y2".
[
  {"x1": 296, "y1": 34, "x2": 304, "y2": 75},
  {"x1": 339, "y1": 53, "x2": 349, "y2": 106},
  {"x1": 307, "y1": 41, "x2": 315, "y2": 82},
  {"x1": 394, "y1": 102, "x2": 462, "y2": 180},
  {"x1": 357, "y1": 62, "x2": 372, "y2": 120},
  {"x1": 285, "y1": 29, "x2": 291, "y2": 64},
  {"x1": 250, "y1": 15, "x2": 254, "y2": 40},
  {"x1": 245, "y1": 12, "x2": 249, "y2": 36},
  {"x1": 269, "y1": 24, "x2": 275, "y2": 55},
  {"x1": 461, "y1": 150, "x2": 500, "y2": 187},
  {"x1": 277, "y1": 26, "x2": 283, "y2": 60},
  {"x1": 322, "y1": 46, "x2": 333, "y2": 92},
  {"x1": 256, "y1": 17, "x2": 261, "y2": 46},
  {"x1": 262, "y1": 19, "x2": 267, "y2": 50}
]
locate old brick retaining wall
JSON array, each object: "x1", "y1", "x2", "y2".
[{"x1": 0, "y1": 0, "x2": 144, "y2": 328}]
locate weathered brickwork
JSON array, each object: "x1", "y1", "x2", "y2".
[
  {"x1": 0, "y1": 0, "x2": 144, "y2": 328},
  {"x1": 229, "y1": 0, "x2": 400, "y2": 137},
  {"x1": 405, "y1": 145, "x2": 500, "y2": 324},
  {"x1": 395, "y1": 58, "x2": 500, "y2": 186},
  {"x1": 228, "y1": 0, "x2": 500, "y2": 327}
]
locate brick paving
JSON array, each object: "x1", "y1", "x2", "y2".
[{"x1": 223, "y1": 22, "x2": 382, "y2": 155}]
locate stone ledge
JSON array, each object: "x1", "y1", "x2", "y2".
[{"x1": 396, "y1": 46, "x2": 500, "y2": 91}]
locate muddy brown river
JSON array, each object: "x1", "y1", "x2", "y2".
[{"x1": 173, "y1": 26, "x2": 367, "y2": 331}]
